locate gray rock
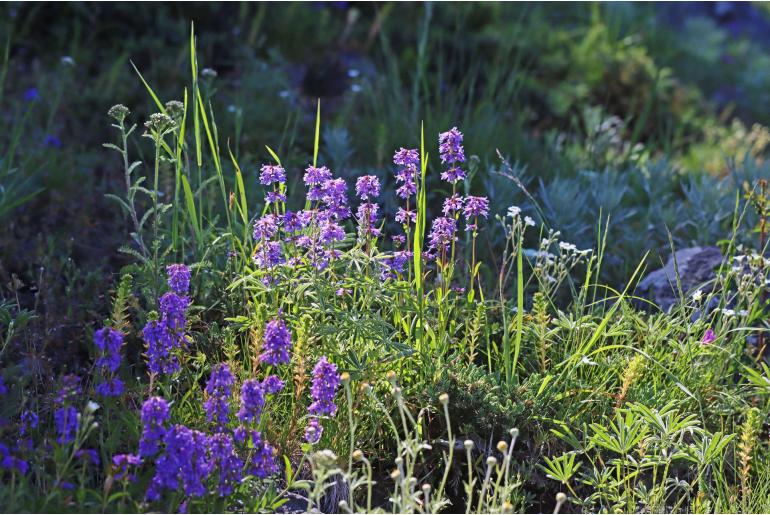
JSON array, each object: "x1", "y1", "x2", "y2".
[{"x1": 637, "y1": 246, "x2": 723, "y2": 312}]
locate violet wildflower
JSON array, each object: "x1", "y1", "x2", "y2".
[
  {"x1": 237, "y1": 379, "x2": 265, "y2": 424},
  {"x1": 94, "y1": 327, "x2": 124, "y2": 398},
  {"x1": 24, "y1": 87, "x2": 39, "y2": 102},
  {"x1": 355, "y1": 175, "x2": 381, "y2": 200},
  {"x1": 112, "y1": 453, "x2": 141, "y2": 482},
  {"x1": 20, "y1": 410, "x2": 38, "y2": 436},
  {"x1": 254, "y1": 241, "x2": 285, "y2": 269},
  {"x1": 702, "y1": 328, "x2": 717, "y2": 345},
  {"x1": 147, "y1": 425, "x2": 211, "y2": 500},
  {"x1": 439, "y1": 127, "x2": 466, "y2": 164},
  {"x1": 283, "y1": 211, "x2": 304, "y2": 234},
  {"x1": 159, "y1": 292, "x2": 189, "y2": 332},
  {"x1": 321, "y1": 178, "x2": 350, "y2": 220},
  {"x1": 166, "y1": 264, "x2": 191, "y2": 294},
  {"x1": 319, "y1": 219, "x2": 346, "y2": 245},
  {"x1": 308, "y1": 356, "x2": 341, "y2": 416},
  {"x1": 207, "y1": 432, "x2": 244, "y2": 496},
  {"x1": 395, "y1": 208, "x2": 416, "y2": 225},
  {"x1": 247, "y1": 431, "x2": 279, "y2": 478},
  {"x1": 393, "y1": 148, "x2": 419, "y2": 201},
  {"x1": 259, "y1": 318, "x2": 292, "y2": 366},
  {"x1": 463, "y1": 196, "x2": 489, "y2": 221},
  {"x1": 381, "y1": 250, "x2": 412, "y2": 281},
  {"x1": 428, "y1": 216, "x2": 457, "y2": 255},
  {"x1": 139, "y1": 397, "x2": 170, "y2": 458},
  {"x1": 439, "y1": 127, "x2": 466, "y2": 184},
  {"x1": 0, "y1": 443, "x2": 28, "y2": 474},
  {"x1": 0, "y1": 376, "x2": 6, "y2": 396},
  {"x1": 262, "y1": 375, "x2": 285, "y2": 394},
  {"x1": 204, "y1": 364, "x2": 235, "y2": 427},
  {"x1": 442, "y1": 194, "x2": 464, "y2": 216},
  {"x1": 54, "y1": 406, "x2": 79, "y2": 445},
  {"x1": 393, "y1": 147, "x2": 419, "y2": 168},
  {"x1": 304, "y1": 165, "x2": 333, "y2": 201},
  {"x1": 265, "y1": 190, "x2": 287, "y2": 204},
  {"x1": 304, "y1": 417, "x2": 323, "y2": 444},
  {"x1": 259, "y1": 164, "x2": 286, "y2": 185},
  {"x1": 54, "y1": 375, "x2": 81, "y2": 444},
  {"x1": 356, "y1": 202, "x2": 381, "y2": 241},
  {"x1": 143, "y1": 320, "x2": 179, "y2": 375},
  {"x1": 253, "y1": 214, "x2": 280, "y2": 241}
]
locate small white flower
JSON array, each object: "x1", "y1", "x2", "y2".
[
  {"x1": 524, "y1": 216, "x2": 535, "y2": 227},
  {"x1": 61, "y1": 56, "x2": 76, "y2": 66},
  {"x1": 507, "y1": 206, "x2": 521, "y2": 218},
  {"x1": 692, "y1": 289, "x2": 703, "y2": 302},
  {"x1": 85, "y1": 401, "x2": 100, "y2": 413},
  {"x1": 350, "y1": 84, "x2": 363, "y2": 93},
  {"x1": 722, "y1": 309, "x2": 735, "y2": 317},
  {"x1": 347, "y1": 68, "x2": 360, "y2": 78},
  {"x1": 739, "y1": 310, "x2": 749, "y2": 317}
]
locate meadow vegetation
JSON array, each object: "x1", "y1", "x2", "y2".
[{"x1": 2, "y1": 3, "x2": 770, "y2": 513}]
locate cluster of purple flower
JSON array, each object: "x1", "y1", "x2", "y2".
[
  {"x1": 204, "y1": 364, "x2": 235, "y2": 427},
  {"x1": 137, "y1": 378, "x2": 283, "y2": 502},
  {"x1": 439, "y1": 127, "x2": 466, "y2": 183},
  {"x1": 355, "y1": 175, "x2": 382, "y2": 243},
  {"x1": 94, "y1": 327, "x2": 125, "y2": 397},
  {"x1": 142, "y1": 264, "x2": 192, "y2": 374},
  {"x1": 304, "y1": 356, "x2": 341, "y2": 444},
  {"x1": 259, "y1": 318, "x2": 292, "y2": 366},
  {"x1": 54, "y1": 374, "x2": 82, "y2": 445}
]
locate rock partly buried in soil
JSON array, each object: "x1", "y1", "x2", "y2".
[{"x1": 637, "y1": 246, "x2": 723, "y2": 312}]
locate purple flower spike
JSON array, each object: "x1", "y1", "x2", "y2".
[
  {"x1": 308, "y1": 356, "x2": 341, "y2": 416},
  {"x1": 237, "y1": 379, "x2": 265, "y2": 424},
  {"x1": 304, "y1": 417, "x2": 323, "y2": 444},
  {"x1": 439, "y1": 127, "x2": 465, "y2": 164},
  {"x1": 259, "y1": 318, "x2": 292, "y2": 366},
  {"x1": 166, "y1": 264, "x2": 191, "y2": 294},
  {"x1": 94, "y1": 327, "x2": 124, "y2": 397},
  {"x1": 428, "y1": 216, "x2": 457, "y2": 254},
  {"x1": 204, "y1": 364, "x2": 235, "y2": 427},
  {"x1": 355, "y1": 175, "x2": 381, "y2": 200},
  {"x1": 259, "y1": 164, "x2": 286, "y2": 185},
  {"x1": 463, "y1": 196, "x2": 489, "y2": 220},
  {"x1": 139, "y1": 397, "x2": 170, "y2": 458}
]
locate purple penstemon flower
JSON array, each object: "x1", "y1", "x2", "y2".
[
  {"x1": 204, "y1": 364, "x2": 235, "y2": 427},
  {"x1": 237, "y1": 379, "x2": 265, "y2": 424},
  {"x1": 207, "y1": 432, "x2": 244, "y2": 496},
  {"x1": 308, "y1": 356, "x2": 341, "y2": 416},
  {"x1": 94, "y1": 327, "x2": 124, "y2": 398},
  {"x1": 442, "y1": 194, "x2": 464, "y2": 216},
  {"x1": 54, "y1": 374, "x2": 82, "y2": 445},
  {"x1": 355, "y1": 175, "x2": 381, "y2": 200},
  {"x1": 146, "y1": 425, "x2": 212, "y2": 500},
  {"x1": 259, "y1": 318, "x2": 292, "y2": 366},
  {"x1": 428, "y1": 216, "x2": 457, "y2": 257},
  {"x1": 143, "y1": 266, "x2": 193, "y2": 375},
  {"x1": 463, "y1": 196, "x2": 489, "y2": 221},
  {"x1": 702, "y1": 328, "x2": 716, "y2": 345},
  {"x1": 112, "y1": 453, "x2": 142, "y2": 482},
  {"x1": 304, "y1": 417, "x2": 323, "y2": 444},
  {"x1": 166, "y1": 264, "x2": 191, "y2": 295},
  {"x1": 139, "y1": 397, "x2": 170, "y2": 458},
  {"x1": 439, "y1": 127, "x2": 466, "y2": 185},
  {"x1": 259, "y1": 164, "x2": 286, "y2": 185}
]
